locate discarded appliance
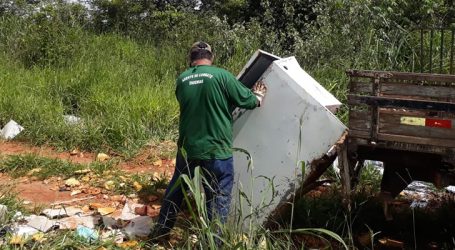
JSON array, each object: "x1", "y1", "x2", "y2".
[
  {"x1": 232, "y1": 50, "x2": 347, "y2": 227},
  {"x1": 0, "y1": 120, "x2": 24, "y2": 140}
]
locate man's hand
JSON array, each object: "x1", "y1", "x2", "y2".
[{"x1": 252, "y1": 80, "x2": 267, "y2": 107}]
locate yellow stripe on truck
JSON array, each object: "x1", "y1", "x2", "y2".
[{"x1": 400, "y1": 116, "x2": 425, "y2": 126}]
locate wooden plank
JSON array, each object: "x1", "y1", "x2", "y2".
[
  {"x1": 348, "y1": 95, "x2": 455, "y2": 112},
  {"x1": 377, "y1": 133, "x2": 455, "y2": 148},
  {"x1": 349, "y1": 129, "x2": 371, "y2": 139},
  {"x1": 349, "y1": 110, "x2": 371, "y2": 131},
  {"x1": 378, "y1": 108, "x2": 455, "y2": 119},
  {"x1": 350, "y1": 137, "x2": 455, "y2": 156},
  {"x1": 379, "y1": 113, "x2": 455, "y2": 140},
  {"x1": 380, "y1": 83, "x2": 455, "y2": 102},
  {"x1": 350, "y1": 81, "x2": 372, "y2": 94},
  {"x1": 347, "y1": 69, "x2": 455, "y2": 83}
]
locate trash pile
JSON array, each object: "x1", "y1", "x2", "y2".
[{"x1": 0, "y1": 197, "x2": 161, "y2": 246}]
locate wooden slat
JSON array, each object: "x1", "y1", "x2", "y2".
[
  {"x1": 378, "y1": 108, "x2": 455, "y2": 119},
  {"x1": 347, "y1": 69, "x2": 455, "y2": 83},
  {"x1": 349, "y1": 137, "x2": 455, "y2": 156},
  {"x1": 348, "y1": 95, "x2": 455, "y2": 112},
  {"x1": 350, "y1": 81, "x2": 372, "y2": 94},
  {"x1": 379, "y1": 113, "x2": 455, "y2": 140},
  {"x1": 377, "y1": 133, "x2": 455, "y2": 148},
  {"x1": 349, "y1": 129, "x2": 371, "y2": 139},
  {"x1": 349, "y1": 110, "x2": 371, "y2": 131},
  {"x1": 380, "y1": 83, "x2": 455, "y2": 102}
]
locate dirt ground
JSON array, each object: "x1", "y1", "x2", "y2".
[{"x1": 0, "y1": 141, "x2": 175, "y2": 207}]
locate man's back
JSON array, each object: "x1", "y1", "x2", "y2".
[{"x1": 176, "y1": 65, "x2": 257, "y2": 160}]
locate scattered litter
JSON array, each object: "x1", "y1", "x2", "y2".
[
  {"x1": 102, "y1": 215, "x2": 118, "y2": 229},
  {"x1": 98, "y1": 207, "x2": 116, "y2": 216},
  {"x1": 0, "y1": 204, "x2": 7, "y2": 222},
  {"x1": 71, "y1": 190, "x2": 82, "y2": 196},
  {"x1": 58, "y1": 215, "x2": 100, "y2": 229},
  {"x1": 65, "y1": 178, "x2": 81, "y2": 187},
  {"x1": 9, "y1": 235, "x2": 28, "y2": 245},
  {"x1": 111, "y1": 195, "x2": 126, "y2": 203},
  {"x1": 76, "y1": 225, "x2": 99, "y2": 242},
  {"x1": 0, "y1": 120, "x2": 24, "y2": 140},
  {"x1": 153, "y1": 159, "x2": 162, "y2": 167},
  {"x1": 120, "y1": 201, "x2": 142, "y2": 221},
  {"x1": 101, "y1": 229, "x2": 125, "y2": 243},
  {"x1": 124, "y1": 216, "x2": 153, "y2": 239},
  {"x1": 50, "y1": 196, "x2": 95, "y2": 206},
  {"x1": 445, "y1": 185, "x2": 455, "y2": 193},
  {"x1": 22, "y1": 200, "x2": 32, "y2": 205},
  {"x1": 133, "y1": 181, "x2": 142, "y2": 192},
  {"x1": 96, "y1": 153, "x2": 110, "y2": 162},
  {"x1": 12, "y1": 211, "x2": 25, "y2": 221},
  {"x1": 32, "y1": 232, "x2": 46, "y2": 243},
  {"x1": 25, "y1": 215, "x2": 57, "y2": 232},
  {"x1": 118, "y1": 240, "x2": 139, "y2": 248},
  {"x1": 410, "y1": 199, "x2": 429, "y2": 209},
  {"x1": 11, "y1": 225, "x2": 39, "y2": 238},
  {"x1": 378, "y1": 238, "x2": 404, "y2": 248},
  {"x1": 74, "y1": 169, "x2": 91, "y2": 174},
  {"x1": 42, "y1": 207, "x2": 83, "y2": 219},
  {"x1": 104, "y1": 180, "x2": 115, "y2": 191},
  {"x1": 26, "y1": 168, "x2": 42, "y2": 176},
  {"x1": 63, "y1": 115, "x2": 81, "y2": 126},
  {"x1": 70, "y1": 149, "x2": 81, "y2": 155}
]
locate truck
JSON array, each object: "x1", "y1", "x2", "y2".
[{"x1": 340, "y1": 69, "x2": 455, "y2": 217}]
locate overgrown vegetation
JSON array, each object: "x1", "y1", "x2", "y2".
[
  {"x1": 1, "y1": 0, "x2": 455, "y2": 248},
  {"x1": 1, "y1": 0, "x2": 453, "y2": 155}
]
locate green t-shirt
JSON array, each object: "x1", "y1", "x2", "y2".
[{"x1": 176, "y1": 65, "x2": 258, "y2": 160}]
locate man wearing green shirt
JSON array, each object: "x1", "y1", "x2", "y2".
[{"x1": 151, "y1": 42, "x2": 266, "y2": 240}]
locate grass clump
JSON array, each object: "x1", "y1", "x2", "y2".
[{"x1": 0, "y1": 154, "x2": 112, "y2": 180}]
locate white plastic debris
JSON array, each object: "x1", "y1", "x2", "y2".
[
  {"x1": 57, "y1": 215, "x2": 100, "y2": 229},
  {"x1": 25, "y1": 215, "x2": 57, "y2": 232},
  {"x1": 63, "y1": 115, "x2": 81, "y2": 126},
  {"x1": 120, "y1": 201, "x2": 142, "y2": 221},
  {"x1": 11, "y1": 225, "x2": 39, "y2": 237},
  {"x1": 446, "y1": 185, "x2": 455, "y2": 193},
  {"x1": 0, "y1": 120, "x2": 24, "y2": 140},
  {"x1": 12, "y1": 211, "x2": 25, "y2": 221},
  {"x1": 102, "y1": 215, "x2": 118, "y2": 229},
  {"x1": 0, "y1": 204, "x2": 7, "y2": 222},
  {"x1": 124, "y1": 216, "x2": 153, "y2": 239},
  {"x1": 101, "y1": 229, "x2": 125, "y2": 243},
  {"x1": 42, "y1": 207, "x2": 83, "y2": 219}
]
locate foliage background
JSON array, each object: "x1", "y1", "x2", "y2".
[{"x1": 0, "y1": 0, "x2": 453, "y2": 156}]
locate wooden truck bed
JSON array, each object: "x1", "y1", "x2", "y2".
[{"x1": 340, "y1": 70, "x2": 455, "y2": 199}]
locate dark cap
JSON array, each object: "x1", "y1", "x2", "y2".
[{"x1": 190, "y1": 41, "x2": 212, "y2": 54}]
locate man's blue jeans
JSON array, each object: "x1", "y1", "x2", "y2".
[{"x1": 154, "y1": 152, "x2": 234, "y2": 236}]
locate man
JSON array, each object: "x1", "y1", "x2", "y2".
[{"x1": 151, "y1": 41, "x2": 266, "y2": 240}]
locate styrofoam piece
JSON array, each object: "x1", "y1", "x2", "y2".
[
  {"x1": 0, "y1": 204, "x2": 7, "y2": 222},
  {"x1": 119, "y1": 201, "x2": 142, "y2": 221},
  {"x1": 123, "y1": 216, "x2": 152, "y2": 239},
  {"x1": 0, "y1": 120, "x2": 24, "y2": 140},
  {"x1": 232, "y1": 56, "x2": 347, "y2": 226},
  {"x1": 63, "y1": 115, "x2": 81, "y2": 126},
  {"x1": 57, "y1": 215, "x2": 100, "y2": 229},
  {"x1": 25, "y1": 215, "x2": 57, "y2": 232},
  {"x1": 11, "y1": 225, "x2": 39, "y2": 237},
  {"x1": 42, "y1": 207, "x2": 83, "y2": 219}
]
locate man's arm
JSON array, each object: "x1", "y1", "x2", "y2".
[{"x1": 224, "y1": 72, "x2": 266, "y2": 109}]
